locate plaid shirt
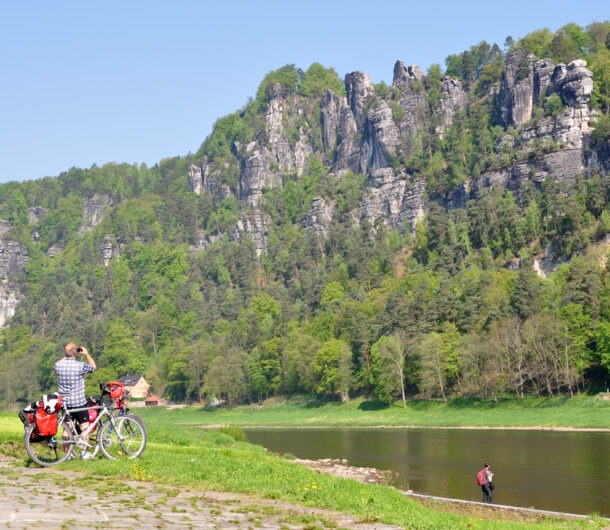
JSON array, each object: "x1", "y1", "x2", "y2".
[{"x1": 54, "y1": 357, "x2": 95, "y2": 407}]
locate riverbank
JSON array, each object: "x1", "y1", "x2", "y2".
[
  {"x1": 1, "y1": 410, "x2": 607, "y2": 529},
  {"x1": 201, "y1": 423, "x2": 610, "y2": 431},
  {"x1": 294, "y1": 458, "x2": 608, "y2": 525},
  {"x1": 133, "y1": 394, "x2": 610, "y2": 430}
]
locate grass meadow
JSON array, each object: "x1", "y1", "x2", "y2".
[
  {"x1": 1, "y1": 395, "x2": 609, "y2": 529},
  {"x1": 133, "y1": 394, "x2": 610, "y2": 430}
]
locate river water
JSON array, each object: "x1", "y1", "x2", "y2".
[{"x1": 245, "y1": 427, "x2": 610, "y2": 517}]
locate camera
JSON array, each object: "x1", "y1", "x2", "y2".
[{"x1": 76, "y1": 347, "x2": 83, "y2": 353}]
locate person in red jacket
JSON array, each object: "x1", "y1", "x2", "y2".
[{"x1": 477, "y1": 462, "x2": 494, "y2": 503}]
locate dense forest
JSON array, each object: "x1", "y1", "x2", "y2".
[{"x1": 2, "y1": 22, "x2": 610, "y2": 407}]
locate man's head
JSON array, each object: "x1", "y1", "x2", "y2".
[{"x1": 65, "y1": 343, "x2": 78, "y2": 358}]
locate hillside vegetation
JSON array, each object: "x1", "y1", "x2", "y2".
[{"x1": 2, "y1": 22, "x2": 610, "y2": 407}]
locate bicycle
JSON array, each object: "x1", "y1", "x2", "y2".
[{"x1": 24, "y1": 382, "x2": 147, "y2": 467}]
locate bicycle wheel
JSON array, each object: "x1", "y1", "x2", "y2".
[
  {"x1": 24, "y1": 420, "x2": 74, "y2": 467},
  {"x1": 98, "y1": 415, "x2": 147, "y2": 459}
]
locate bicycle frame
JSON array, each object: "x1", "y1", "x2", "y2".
[
  {"x1": 53, "y1": 401, "x2": 117, "y2": 452},
  {"x1": 24, "y1": 384, "x2": 147, "y2": 466}
]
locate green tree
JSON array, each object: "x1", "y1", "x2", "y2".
[
  {"x1": 370, "y1": 331, "x2": 412, "y2": 407},
  {"x1": 4, "y1": 188, "x2": 29, "y2": 226},
  {"x1": 593, "y1": 320, "x2": 610, "y2": 383},
  {"x1": 510, "y1": 267, "x2": 542, "y2": 320},
  {"x1": 312, "y1": 338, "x2": 353, "y2": 401},
  {"x1": 203, "y1": 347, "x2": 249, "y2": 404},
  {"x1": 100, "y1": 318, "x2": 147, "y2": 375},
  {"x1": 299, "y1": 63, "x2": 345, "y2": 97},
  {"x1": 256, "y1": 64, "x2": 300, "y2": 101},
  {"x1": 418, "y1": 332, "x2": 447, "y2": 401}
]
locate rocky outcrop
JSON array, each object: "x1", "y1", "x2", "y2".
[
  {"x1": 189, "y1": 230, "x2": 221, "y2": 254},
  {"x1": 305, "y1": 196, "x2": 335, "y2": 238},
  {"x1": 189, "y1": 51, "x2": 604, "y2": 250},
  {"x1": 0, "y1": 280, "x2": 20, "y2": 328},
  {"x1": 0, "y1": 239, "x2": 28, "y2": 327},
  {"x1": 392, "y1": 61, "x2": 428, "y2": 139},
  {"x1": 98, "y1": 234, "x2": 122, "y2": 267},
  {"x1": 230, "y1": 211, "x2": 271, "y2": 256},
  {"x1": 0, "y1": 240, "x2": 28, "y2": 278},
  {"x1": 498, "y1": 50, "x2": 536, "y2": 128},
  {"x1": 322, "y1": 89, "x2": 360, "y2": 173},
  {"x1": 437, "y1": 78, "x2": 468, "y2": 134},
  {"x1": 0, "y1": 220, "x2": 10, "y2": 236},
  {"x1": 81, "y1": 195, "x2": 113, "y2": 231},
  {"x1": 188, "y1": 163, "x2": 233, "y2": 200},
  {"x1": 553, "y1": 59, "x2": 594, "y2": 111},
  {"x1": 363, "y1": 101, "x2": 401, "y2": 171},
  {"x1": 498, "y1": 52, "x2": 593, "y2": 131},
  {"x1": 266, "y1": 85, "x2": 314, "y2": 178},
  {"x1": 345, "y1": 71, "x2": 376, "y2": 130},
  {"x1": 46, "y1": 244, "x2": 62, "y2": 258},
  {"x1": 27, "y1": 207, "x2": 46, "y2": 224}
]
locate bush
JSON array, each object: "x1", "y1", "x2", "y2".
[{"x1": 219, "y1": 424, "x2": 248, "y2": 442}]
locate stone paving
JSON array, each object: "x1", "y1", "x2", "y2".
[{"x1": 0, "y1": 456, "x2": 402, "y2": 529}]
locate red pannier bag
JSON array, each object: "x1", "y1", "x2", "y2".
[
  {"x1": 106, "y1": 381, "x2": 125, "y2": 408},
  {"x1": 85, "y1": 396, "x2": 99, "y2": 430},
  {"x1": 35, "y1": 407, "x2": 58, "y2": 436},
  {"x1": 107, "y1": 381, "x2": 124, "y2": 399}
]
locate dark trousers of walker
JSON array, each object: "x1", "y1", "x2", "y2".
[{"x1": 481, "y1": 484, "x2": 493, "y2": 503}]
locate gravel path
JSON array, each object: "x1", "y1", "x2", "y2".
[{"x1": 0, "y1": 456, "x2": 402, "y2": 529}]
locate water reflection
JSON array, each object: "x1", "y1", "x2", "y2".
[{"x1": 245, "y1": 427, "x2": 610, "y2": 517}]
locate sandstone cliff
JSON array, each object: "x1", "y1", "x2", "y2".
[
  {"x1": 188, "y1": 53, "x2": 603, "y2": 254},
  {"x1": 0, "y1": 238, "x2": 28, "y2": 327}
]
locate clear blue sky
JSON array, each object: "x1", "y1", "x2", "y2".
[{"x1": 1, "y1": 0, "x2": 608, "y2": 184}]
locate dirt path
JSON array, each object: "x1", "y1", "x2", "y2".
[{"x1": 0, "y1": 456, "x2": 402, "y2": 529}]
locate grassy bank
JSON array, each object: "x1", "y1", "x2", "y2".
[
  {"x1": 133, "y1": 394, "x2": 610, "y2": 430},
  {"x1": 1, "y1": 398, "x2": 609, "y2": 529}
]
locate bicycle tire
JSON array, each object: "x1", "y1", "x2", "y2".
[
  {"x1": 24, "y1": 421, "x2": 74, "y2": 467},
  {"x1": 124, "y1": 412, "x2": 147, "y2": 435},
  {"x1": 98, "y1": 415, "x2": 147, "y2": 459}
]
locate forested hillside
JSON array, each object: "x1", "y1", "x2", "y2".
[{"x1": 2, "y1": 22, "x2": 610, "y2": 406}]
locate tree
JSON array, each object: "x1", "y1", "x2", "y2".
[
  {"x1": 370, "y1": 330, "x2": 412, "y2": 407},
  {"x1": 203, "y1": 347, "x2": 249, "y2": 404},
  {"x1": 184, "y1": 337, "x2": 217, "y2": 402},
  {"x1": 321, "y1": 281, "x2": 345, "y2": 306},
  {"x1": 100, "y1": 318, "x2": 147, "y2": 375},
  {"x1": 523, "y1": 313, "x2": 580, "y2": 397},
  {"x1": 593, "y1": 320, "x2": 610, "y2": 385},
  {"x1": 136, "y1": 306, "x2": 162, "y2": 357},
  {"x1": 5, "y1": 188, "x2": 29, "y2": 226},
  {"x1": 418, "y1": 333, "x2": 447, "y2": 401},
  {"x1": 281, "y1": 325, "x2": 320, "y2": 394},
  {"x1": 256, "y1": 64, "x2": 300, "y2": 101},
  {"x1": 298, "y1": 63, "x2": 345, "y2": 97},
  {"x1": 592, "y1": 48, "x2": 610, "y2": 115},
  {"x1": 248, "y1": 337, "x2": 282, "y2": 400},
  {"x1": 312, "y1": 339, "x2": 353, "y2": 401},
  {"x1": 510, "y1": 267, "x2": 542, "y2": 320}
]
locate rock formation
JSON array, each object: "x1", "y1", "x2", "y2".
[
  {"x1": 186, "y1": 52, "x2": 602, "y2": 249},
  {"x1": 81, "y1": 194, "x2": 114, "y2": 232},
  {"x1": 0, "y1": 239, "x2": 28, "y2": 327}
]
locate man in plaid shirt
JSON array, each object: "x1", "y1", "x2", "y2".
[{"x1": 54, "y1": 342, "x2": 97, "y2": 459}]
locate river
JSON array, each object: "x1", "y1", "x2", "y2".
[{"x1": 245, "y1": 427, "x2": 610, "y2": 517}]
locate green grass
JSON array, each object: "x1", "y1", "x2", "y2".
[
  {"x1": 130, "y1": 394, "x2": 610, "y2": 430},
  {"x1": 2, "y1": 397, "x2": 609, "y2": 529}
]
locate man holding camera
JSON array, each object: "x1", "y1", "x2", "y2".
[{"x1": 54, "y1": 342, "x2": 97, "y2": 459}]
